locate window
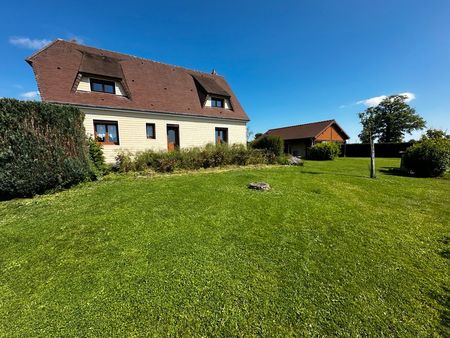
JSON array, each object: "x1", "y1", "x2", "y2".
[
  {"x1": 90, "y1": 78, "x2": 116, "y2": 94},
  {"x1": 146, "y1": 123, "x2": 156, "y2": 139},
  {"x1": 94, "y1": 121, "x2": 119, "y2": 145},
  {"x1": 211, "y1": 97, "x2": 224, "y2": 108},
  {"x1": 215, "y1": 127, "x2": 228, "y2": 145}
]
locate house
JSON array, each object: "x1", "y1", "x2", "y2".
[
  {"x1": 265, "y1": 119, "x2": 349, "y2": 157},
  {"x1": 26, "y1": 39, "x2": 249, "y2": 162}
]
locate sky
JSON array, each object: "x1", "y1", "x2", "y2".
[{"x1": 1, "y1": 0, "x2": 449, "y2": 142}]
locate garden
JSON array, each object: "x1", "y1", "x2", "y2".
[{"x1": 0, "y1": 158, "x2": 449, "y2": 336}]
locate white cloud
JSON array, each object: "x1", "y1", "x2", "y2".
[
  {"x1": 9, "y1": 37, "x2": 51, "y2": 49},
  {"x1": 356, "y1": 92, "x2": 415, "y2": 107},
  {"x1": 20, "y1": 91, "x2": 40, "y2": 100}
]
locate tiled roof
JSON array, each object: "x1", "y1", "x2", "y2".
[
  {"x1": 27, "y1": 39, "x2": 249, "y2": 121},
  {"x1": 265, "y1": 119, "x2": 349, "y2": 140}
]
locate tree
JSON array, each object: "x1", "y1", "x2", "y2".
[
  {"x1": 359, "y1": 109, "x2": 377, "y2": 178},
  {"x1": 358, "y1": 95, "x2": 426, "y2": 143},
  {"x1": 254, "y1": 133, "x2": 263, "y2": 139},
  {"x1": 246, "y1": 129, "x2": 254, "y2": 142},
  {"x1": 421, "y1": 128, "x2": 449, "y2": 141}
]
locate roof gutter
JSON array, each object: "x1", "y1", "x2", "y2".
[{"x1": 47, "y1": 101, "x2": 250, "y2": 123}]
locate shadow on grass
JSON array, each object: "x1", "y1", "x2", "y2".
[
  {"x1": 299, "y1": 169, "x2": 370, "y2": 179},
  {"x1": 379, "y1": 167, "x2": 412, "y2": 177},
  {"x1": 430, "y1": 236, "x2": 450, "y2": 336}
]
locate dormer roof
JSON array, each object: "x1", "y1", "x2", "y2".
[{"x1": 27, "y1": 39, "x2": 249, "y2": 121}]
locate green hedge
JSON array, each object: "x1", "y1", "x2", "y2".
[
  {"x1": 0, "y1": 99, "x2": 92, "y2": 198},
  {"x1": 250, "y1": 135, "x2": 284, "y2": 156},
  {"x1": 308, "y1": 142, "x2": 341, "y2": 160},
  {"x1": 115, "y1": 144, "x2": 278, "y2": 173},
  {"x1": 403, "y1": 138, "x2": 450, "y2": 177},
  {"x1": 88, "y1": 137, "x2": 108, "y2": 179}
]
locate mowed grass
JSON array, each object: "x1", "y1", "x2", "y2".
[{"x1": 0, "y1": 158, "x2": 449, "y2": 336}]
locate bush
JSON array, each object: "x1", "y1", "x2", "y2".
[
  {"x1": 115, "y1": 151, "x2": 135, "y2": 173},
  {"x1": 88, "y1": 137, "x2": 107, "y2": 179},
  {"x1": 308, "y1": 142, "x2": 341, "y2": 160},
  {"x1": 114, "y1": 144, "x2": 277, "y2": 173},
  {"x1": 403, "y1": 138, "x2": 450, "y2": 177},
  {"x1": 0, "y1": 99, "x2": 92, "y2": 198},
  {"x1": 251, "y1": 135, "x2": 284, "y2": 156}
]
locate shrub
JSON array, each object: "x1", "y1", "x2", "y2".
[
  {"x1": 88, "y1": 137, "x2": 107, "y2": 178},
  {"x1": 0, "y1": 99, "x2": 92, "y2": 198},
  {"x1": 115, "y1": 151, "x2": 135, "y2": 173},
  {"x1": 114, "y1": 144, "x2": 276, "y2": 173},
  {"x1": 308, "y1": 142, "x2": 341, "y2": 160},
  {"x1": 155, "y1": 156, "x2": 178, "y2": 173},
  {"x1": 134, "y1": 150, "x2": 160, "y2": 171},
  {"x1": 403, "y1": 138, "x2": 450, "y2": 177},
  {"x1": 251, "y1": 135, "x2": 284, "y2": 156}
]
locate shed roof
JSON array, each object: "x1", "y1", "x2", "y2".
[{"x1": 265, "y1": 119, "x2": 350, "y2": 140}]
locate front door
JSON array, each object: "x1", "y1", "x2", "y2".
[{"x1": 167, "y1": 125, "x2": 179, "y2": 152}]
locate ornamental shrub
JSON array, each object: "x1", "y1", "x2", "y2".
[
  {"x1": 87, "y1": 137, "x2": 108, "y2": 179},
  {"x1": 403, "y1": 138, "x2": 450, "y2": 177},
  {"x1": 251, "y1": 135, "x2": 284, "y2": 156},
  {"x1": 0, "y1": 99, "x2": 92, "y2": 198},
  {"x1": 116, "y1": 144, "x2": 276, "y2": 173},
  {"x1": 308, "y1": 142, "x2": 341, "y2": 160}
]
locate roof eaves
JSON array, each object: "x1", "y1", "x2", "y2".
[
  {"x1": 45, "y1": 100, "x2": 250, "y2": 122},
  {"x1": 25, "y1": 39, "x2": 62, "y2": 64}
]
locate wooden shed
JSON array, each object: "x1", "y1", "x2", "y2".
[{"x1": 265, "y1": 119, "x2": 349, "y2": 157}]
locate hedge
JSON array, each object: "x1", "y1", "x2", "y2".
[
  {"x1": 308, "y1": 142, "x2": 341, "y2": 160},
  {"x1": 115, "y1": 144, "x2": 280, "y2": 173},
  {"x1": 403, "y1": 139, "x2": 450, "y2": 177},
  {"x1": 251, "y1": 135, "x2": 284, "y2": 156},
  {"x1": 341, "y1": 142, "x2": 414, "y2": 158},
  {"x1": 0, "y1": 99, "x2": 92, "y2": 198}
]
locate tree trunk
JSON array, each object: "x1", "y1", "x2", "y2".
[{"x1": 370, "y1": 136, "x2": 376, "y2": 178}]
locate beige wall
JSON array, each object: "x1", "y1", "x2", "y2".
[{"x1": 82, "y1": 107, "x2": 248, "y2": 162}]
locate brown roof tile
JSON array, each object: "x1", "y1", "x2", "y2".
[
  {"x1": 265, "y1": 119, "x2": 349, "y2": 140},
  {"x1": 27, "y1": 39, "x2": 249, "y2": 121}
]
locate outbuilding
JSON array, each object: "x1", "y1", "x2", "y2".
[{"x1": 265, "y1": 119, "x2": 349, "y2": 157}]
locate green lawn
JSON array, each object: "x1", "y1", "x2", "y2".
[{"x1": 0, "y1": 158, "x2": 449, "y2": 336}]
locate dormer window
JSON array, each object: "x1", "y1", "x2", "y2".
[
  {"x1": 90, "y1": 78, "x2": 116, "y2": 94},
  {"x1": 211, "y1": 97, "x2": 224, "y2": 108}
]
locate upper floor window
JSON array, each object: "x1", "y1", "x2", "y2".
[
  {"x1": 94, "y1": 120, "x2": 119, "y2": 145},
  {"x1": 90, "y1": 78, "x2": 116, "y2": 94},
  {"x1": 211, "y1": 97, "x2": 224, "y2": 108},
  {"x1": 146, "y1": 123, "x2": 156, "y2": 139},
  {"x1": 215, "y1": 127, "x2": 228, "y2": 145}
]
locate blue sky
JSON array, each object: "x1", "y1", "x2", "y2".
[{"x1": 1, "y1": 0, "x2": 449, "y2": 142}]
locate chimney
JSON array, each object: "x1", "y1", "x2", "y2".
[{"x1": 211, "y1": 69, "x2": 217, "y2": 75}]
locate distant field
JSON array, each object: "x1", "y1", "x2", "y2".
[{"x1": 0, "y1": 158, "x2": 448, "y2": 336}]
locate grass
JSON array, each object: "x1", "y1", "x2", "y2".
[{"x1": 0, "y1": 158, "x2": 449, "y2": 336}]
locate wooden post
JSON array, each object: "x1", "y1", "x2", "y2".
[{"x1": 370, "y1": 133, "x2": 376, "y2": 178}]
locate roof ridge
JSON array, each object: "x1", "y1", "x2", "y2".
[
  {"x1": 59, "y1": 39, "x2": 224, "y2": 78},
  {"x1": 267, "y1": 119, "x2": 335, "y2": 131}
]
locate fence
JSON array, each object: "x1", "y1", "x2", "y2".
[{"x1": 341, "y1": 142, "x2": 414, "y2": 158}]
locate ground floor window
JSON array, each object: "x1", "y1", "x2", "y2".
[
  {"x1": 94, "y1": 120, "x2": 119, "y2": 145},
  {"x1": 215, "y1": 127, "x2": 228, "y2": 145},
  {"x1": 146, "y1": 123, "x2": 156, "y2": 139}
]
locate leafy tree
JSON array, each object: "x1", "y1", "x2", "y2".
[
  {"x1": 358, "y1": 95, "x2": 426, "y2": 143},
  {"x1": 254, "y1": 133, "x2": 263, "y2": 139},
  {"x1": 421, "y1": 128, "x2": 449, "y2": 141}
]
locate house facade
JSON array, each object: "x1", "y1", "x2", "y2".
[
  {"x1": 27, "y1": 40, "x2": 249, "y2": 162},
  {"x1": 265, "y1": 120, "x2": 349, "y2": 157}
]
